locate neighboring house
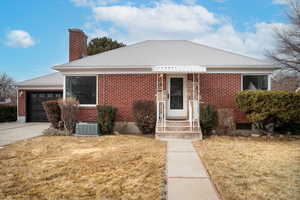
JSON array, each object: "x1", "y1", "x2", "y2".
[
  {"x1": 16, "y1": 29, "x2": 277, "y2": 137},
  {"x1": 0, "y1": 97, "x2": 12, "y2": 104}
]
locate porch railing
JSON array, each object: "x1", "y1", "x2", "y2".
[
  {"x1": 156, "y1": 101, "x2": 167, "y2": 132},
  {"x1": 189, "y1": 100, "x2": 200, "y2": 132}
]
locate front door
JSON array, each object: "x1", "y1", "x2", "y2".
[{"x1": 167, "y1": 75, "x2": 187, "y2": 119}]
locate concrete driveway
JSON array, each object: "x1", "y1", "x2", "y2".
[{"x1": 0, "y1": 122, "x2": 49, "y2": 146}]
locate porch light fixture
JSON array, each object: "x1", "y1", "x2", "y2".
[{"x1": 19, "y1": 91, "x2": 24, "y2": 97}]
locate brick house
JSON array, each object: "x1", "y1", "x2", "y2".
[{"x1": 16, "y1": 29, "x2": 277, "y2": 138}]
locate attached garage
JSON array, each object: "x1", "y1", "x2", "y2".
[
  {"x1": 16, "y1": 73, "x2": 63, "y2": 123},
  {"x1": 26, "y1": 91, "x2": 63, "y2": 122}
]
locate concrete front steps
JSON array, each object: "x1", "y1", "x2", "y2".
[{"x1": 156, "y1": 120, "x2": 202, "y2": 140}]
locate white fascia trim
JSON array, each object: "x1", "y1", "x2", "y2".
[
  {"x1": 62, "y1": 71, "x2": 156, "y2": 75},
  {"x1": 17, "y1": 86, "x2": 63, "y2": 90},
  {"x1": 54, "y1": 64, "x2": 277, "y2": 70},
  {"x1": 61, "y1": 69, "x2": 275, "y2": 75},
  {"x1": 206, "y1": 69, "x2": 274, "y2": 74},
  {"x1": 206, "y1": 65, "x2": 276, "y2": 69}
]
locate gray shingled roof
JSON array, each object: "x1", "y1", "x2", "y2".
[
  {"x1": 16, "y1": 72, "x2": 63, "y2": 88},
  {"x1": 54, "y1": 40, "x2": 273, "y2": 70}
]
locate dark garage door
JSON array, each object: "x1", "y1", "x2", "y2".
[{"x1": 26, "y1": 91, "x2": 63, "y2": 122}]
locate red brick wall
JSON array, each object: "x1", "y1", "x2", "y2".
[
  {"x1": 69, "y1": 29, "x2": 87, "y2": 62},
  {"x1": 199, "y1": 73, "x2": 247, "y2": 123},
  {"x1": 18, "y1": 73, "x2": 247, "y2": 123},
  {"x1": 77, "y1": 107, "x2": 97, "y2": 122},
  {"x1": 98, "y1": 74, "x2": 157, "y2": 121},
  {"x1": 18, "y1": 90, "x2": 26, "y2": 116}
]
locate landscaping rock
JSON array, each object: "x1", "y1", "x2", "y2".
[
  {"x1": 113, "y1": 131, "x2": 120, "y2": 135},
  {"x1": 251, "y1": 133, "x2": 260, "y2": 137}
]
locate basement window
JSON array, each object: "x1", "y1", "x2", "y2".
[
  {"x1": 243, "y1": 75, "x2": 269, "y2": 90},
  {"x1": 66, "y1": 76, "x2": 96, "y2": 105}
]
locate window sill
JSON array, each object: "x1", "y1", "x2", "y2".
[{"x1": 79, "y1": 104, "x2": 97, "y2": 107}]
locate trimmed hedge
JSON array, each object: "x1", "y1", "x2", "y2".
[
  {"x1": 42, "y1": 100, "x2": 61, "y2": 129},
  {"x1": 0, "y1": 105, "x2": 17, "y2": 122},
  {"x1": 97, "y1": 105, "x2": 117, "y2": 134},
  {"x1": 235, "y1": 90, "x2": 300, "y2": 131},
  {"x1": 132, "y1": 100, "x2": 156, "y2": 134}
]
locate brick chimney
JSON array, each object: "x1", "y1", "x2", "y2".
[{"x1": 68, "y1": 28, "x2": 88, "y2": 62}]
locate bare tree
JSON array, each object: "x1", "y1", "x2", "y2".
[
  {"x1": 268, "y1": 0, "x2": 300, "y2": 73},
  {"x1": 0, "y1": 73, "x2": 16, "y2": 103},
  {"x1": 272, "y1": 70, "x2": 300, "y2": 91}
]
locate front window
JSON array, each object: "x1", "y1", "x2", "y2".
[
  {"x1": 243, "y1": 75, "x2": 268, "y2": 90},
  {"x1": 66, "y1": 76, "x2": 96, "y2": 104}
]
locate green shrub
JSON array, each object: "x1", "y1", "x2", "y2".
[
  {"x1": 132, "y1": 100, "x2": 156, "y2": 134},
  {"x1": 200, "y1": 104, "x2": 218, "y2": 135},
  {"x1": 42, "y1": 100, "x2": 61, "y2": 129},
  {"x1": 97, "y1": 105, "x2": 117, "y2": 134},
  {"x1": 235, "y1": 90, "x2": 300, "y2": 132},
  {"x1": 0, "y1": 105, "x2": 17, "y2": 122}
]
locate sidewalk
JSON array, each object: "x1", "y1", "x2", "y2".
[
  {"x1": 166, "y1": 139, "x2": 219, "y2": 200},
  {"x1": 0, "y1": 123, "x2": 48, "y2": 146}
]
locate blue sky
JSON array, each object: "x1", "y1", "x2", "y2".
[{"x1": 0, "y1": 0, "x2": 289, "y2": 81}]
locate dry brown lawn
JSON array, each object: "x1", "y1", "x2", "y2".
[
  {"x1": 0, "y1": 135, "x2": 166, "y2": 200},
  {"x1": 194, "y1": 136, "x2": 300, "y2": 200}
]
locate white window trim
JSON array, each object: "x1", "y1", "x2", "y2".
[
  {"x1": 241, "y1": 74, "x2": 271, "y2": 91},
  {"x1": 64, "y1": 74, "x2": 98, "y2": 107}
]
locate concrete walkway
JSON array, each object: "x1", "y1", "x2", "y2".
[
  {"x1": 166, "y1": 139, "x2": 219, "y2": 200},
  {"x1": 0, "y1": 122, "x2": 49, "y2": 146}
]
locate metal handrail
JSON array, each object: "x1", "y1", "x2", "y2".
[
  {"x1": 189, "y1": 100, "x2": 193, "y2": 131},
  {"x1": 157, "y1": 101, "x2": 167, "y2": 132},
  {"x1": 189, "y1": 100, "x2": 200, "y2": 132}
]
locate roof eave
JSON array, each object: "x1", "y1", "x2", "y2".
[
  {"x1": 53, "y1": 64, "x2": 278, "y2": 71},
  {"x1": 17, "y1": 85, "x2": 63, "y2": 89}
]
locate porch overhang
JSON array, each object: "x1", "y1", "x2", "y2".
[{"x1": 151, "y1": 66, "x2": 206, "y2": 73}]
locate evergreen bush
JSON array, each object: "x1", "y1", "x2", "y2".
[
  {"x1": 97, "y1": 105, "x2": 117, "y2": 134},
  {"x1": 200, "y1": 104, "x2": 218, "y2": 135},
  {"x1": 235, "y1": 90, "x2": 300, "y2": 132},
  {"x1": 0, "y1": 105, "x2": 16, "y2": 122}
]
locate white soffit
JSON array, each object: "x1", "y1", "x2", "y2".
[{"x1": 152, "y1": 65, "x2": 206, "y2": 73}]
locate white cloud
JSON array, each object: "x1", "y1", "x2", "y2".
[
  {"x1": 93, "y1": 3, "x2": 219, "y2": 34},
  {"x1": 272, "y1": 0, "x2": 289, "y2": 5},
  {"x1": 194, "y1": 23, "x2": 289, "y2": 58},
  {"x1": 72, "y1": 0, "x2": 288, "y2": 58},
  {"x1": 5, "y1": 30, "x2": 35, "y2": 48}
]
